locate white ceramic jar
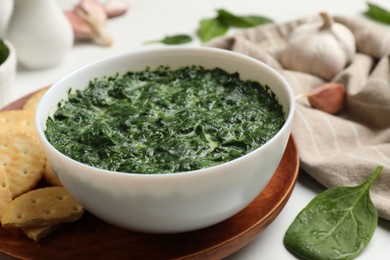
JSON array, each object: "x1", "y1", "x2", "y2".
[
  {"x1": 0, "y1": 0, "x2": 13, "y2": 37},
  {"x1": 7, "y1": 0, "x2": 74, "y2": 69}
]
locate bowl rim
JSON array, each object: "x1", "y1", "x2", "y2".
[{"x1": 36, "y1": 46, "x2": 295, "y2": 178}]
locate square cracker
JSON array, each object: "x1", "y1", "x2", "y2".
[
  {"x1": 22, "y1": 225, "x2": 60, "y2": 242},
  {"x1": 1, "y1": 187, "x2": 84, "y2": 228},
  {"x1": 0, "y1": 131, "x2": 45, "y2": 198},
  {"x1": 0, "y1": 167, "x2": 12, "y2": 219}
]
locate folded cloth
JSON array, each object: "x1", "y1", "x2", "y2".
[{"x1": 207, "y1": 14, "x2": 390, "y2": 220}]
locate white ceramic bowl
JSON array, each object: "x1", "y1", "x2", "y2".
[
  {"x1": 36, "y1": 47, "x2": 295, "y2": 233},
  {"x1": 0, "y1": 40, "x2": 16, "y2": 107}
]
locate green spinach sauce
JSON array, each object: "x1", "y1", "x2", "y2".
[{"x1": 45, "y1": 66, "x2": 285, "y2": 174}]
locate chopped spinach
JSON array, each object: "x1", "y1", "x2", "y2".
[
  {"x1": 284, "y1": 166, "x2": 383, "y2": 260},
  {"x1": 45, "y1": 66, "x2": 285, "y2": 174},
  {"x1": 0, "y1": 40, "x2": 9, "y2": 65}
]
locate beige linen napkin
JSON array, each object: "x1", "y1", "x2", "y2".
[{"x1": 207, "y1": 14, "x2": 390, "y2": 220}]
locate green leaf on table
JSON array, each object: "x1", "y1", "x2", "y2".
[
  {"x1": 0, "y1": 40, "x2": 9, "y2": 65},
  {"x1": 217, "y1": 9, "x2": 273, "y2": 28},
  {"x1": 198, "y1": 17, "x2": 229, "y2": 43},
  {"x1": 197, "y1": 10, "x2": 273, "y2": 43},
  {"x1": 364, "y1": 2, "x2": 390, "y2": 24},
  {"x1": 284, "y1": 166, "x2": 383, "y2": 260},
  {"x1": 143, "y1": 34, "x2": 193, "y2": 45}
]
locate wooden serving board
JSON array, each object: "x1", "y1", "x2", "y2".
[{"x1": 0, "y1": 91, "x2": 299, "y2": 260}]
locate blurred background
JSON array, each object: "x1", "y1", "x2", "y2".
[{"x1": 0, "y1": 1, "x2": 389, "y2": 259}]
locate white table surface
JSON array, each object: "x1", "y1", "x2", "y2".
[{"x1": 3, "y1": 0, "x2": 390, "y2": 259}]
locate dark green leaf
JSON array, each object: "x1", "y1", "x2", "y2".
[
  {"x1": 0, "y1": 40, "x2": 9, "y2": 65},
  {"x1": 161, "y1": 34, "x2": 192, "y2": 45},
  {"x1": 197, "y1": 10, "x2": 273, "y2": 43},
  {"x1": 197, "y1": 17, "x2": 229, "y2": 43},
  {"x1": 143, "y1": 34, "x2": 192, "y2": 45},
  {"x1": 284, "y1": 166, "x2": 383, "y2": 260},
  {"x1": 364, "y1": 2, "x2": 390, "y2": 24},
  {"x1": 217, "y1": 9, "x2": 273, "y2": 28}
]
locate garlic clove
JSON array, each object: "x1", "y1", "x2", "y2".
[
  {"x1": 103, "y1": 0, "x2": 130, "y2": 19},
  {"x1": 75, "y1": 0, "x2": 108, "y2": 23},
  {"x1": 73, "y1": 0, "x2": 113, "y2": 46},
  {"x1": 65, "y1": 10, "x2": 94, "y2": 40},
  {"x1": 304, "y1": 83, "x2": 347, "y2": 115},
  {"x1": 90, "y1": 21, "x2": 114, "y2": 46}
]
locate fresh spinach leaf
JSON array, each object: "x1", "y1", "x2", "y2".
[
  {"x1": 0, "y1": 40, "x2": 9, "y2": 65},
  {"x1": 197, "y1": 9, "x2": 273, "y2": 43},
  {"x1": 364, "y1": 2, "x2": 390, "y2": 24},
  {"x1": 143, "y1": 34, "x2": 192, "y2": 45},
  {"x1": 217, "y1": 9, "x2": 273, "y2": 28},
  {"x1": 284, "y1": 166, "x2": 383, "y2": 260},
  {"x1": 198, "y1": 17, "x2": 229, "y2": 43}
]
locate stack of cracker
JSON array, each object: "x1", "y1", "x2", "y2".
[{"x1": 0, "y1": 89, "x2": 84, "y2": 242}]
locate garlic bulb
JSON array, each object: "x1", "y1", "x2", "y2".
[{"x1": 281, "y1": 12, "x2": 356, "y2": 81}]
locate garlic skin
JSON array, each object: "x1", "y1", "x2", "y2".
[{"x1": 281, "y1": 12, "x2": 356, "y2": 81}]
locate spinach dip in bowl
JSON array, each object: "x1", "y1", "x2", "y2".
[
  {"x1": 35, "y1": 47, "x2": 295, "y2": 233},
  {"x1": 45, "y1": 66, "x2": 285, "y2": 174}
]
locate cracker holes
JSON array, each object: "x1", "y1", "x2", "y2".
[
  {"x1": 30, "y1": 198, "x2": 38, "y2": 204},
  {"x1": 56, "y1": 195, "x2": 66, "y2": 201},
  {"x1": 44, "y1": 209, "x2": 52, "y2": 215},
  {"x1": 73, "y1": 206, "x2": 82, "y2": 212},
  {"x1": 17, "y1": 213, "x2": 23, "y2": 219},
  {"x1": 23, "y1": 120, "x2": 31, "y2": 126},
  {"x1": 1, "y1": 182, "x2": 7, "y2": 188},
  {"x1": 2, "y1": 162, "x2": 7, "y2": 167}
]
